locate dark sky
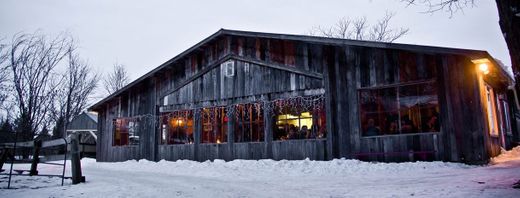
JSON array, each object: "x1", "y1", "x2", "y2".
[{"x1": 1, "y1": 0, "x2": 510, "y2": 81}]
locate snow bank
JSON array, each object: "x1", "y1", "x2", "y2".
[
  {"x1": 491, "y1": 146, "x2": 520, "y2": 165},
  {"x1": 87, "y1": 157, "x2": 472, "y2": 179},
  {"x1": 2, "y1": 155, "x2": 520, "y2": 197}
]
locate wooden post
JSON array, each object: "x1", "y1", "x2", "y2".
[
  {"x1": 227, "y1": 107, "x2": 235, "y2": 161},
  {"x1": 70, "y1": 133, "x2": 85, "y2": 184},
  {"x1": 193, "y1": 109, "x2": 201, "y2": 161},
  {"x1": 29, "y1": 140, "x2": 42, "y2": 176},
  {"x1": 0, "y1": 148, "x2": 9, "y2": 171},
  {"x1": 264, "y1": 106, "x2": 273, "y2": 159}
]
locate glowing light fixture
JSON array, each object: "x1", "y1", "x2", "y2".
[
  {"x1": 472, "y1": 58, "x2": 491, "y2": 75},
  {"x1": 479, "y1": 63, "x2": 490, "y2": 75}
]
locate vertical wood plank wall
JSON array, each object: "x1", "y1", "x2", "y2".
[
  {"x1": 95, "y1": 34, "x2": 510, "y2": 164},
  {"x1": 324, "y1": 46, "x2": 509, "y2": 164}
]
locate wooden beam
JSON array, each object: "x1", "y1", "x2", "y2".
[
  {"x1": 159, "y1": 54, "x2": 323, "y2": 100},
  {"x1": 233, "y1": 56, "x2": 323, "y2": 79}
]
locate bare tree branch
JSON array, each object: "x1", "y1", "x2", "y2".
[
  {"x1": 50, "y1": 41, "x2": 99, "y2": 138},
  {"x1": 369, "y1": 12, "x2": 410, "y2": 42},
  {"x1": 0, "y1": 38, "x2": 9, "y2": 109},
  {"x1": 103, "y1": 63, "x2": 130, "y2": 95},
  {"x1": 7, "y1": 32, "x2": 71, "y2": 139},
  {"x1": 402, "y1": 0, "x2": 475, "y2": 16},
  {"x1": 309, "y1": 12, "x2": 409, "y2": 43}
]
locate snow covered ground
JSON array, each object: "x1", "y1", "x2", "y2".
[{"x1": 1, "y1": 148, "x2": 520, "y2": 198}]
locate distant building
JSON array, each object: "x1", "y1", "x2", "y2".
[
  {"x1": 66, "y1": 112, "x2": 97, "y2": 157},
  {"x1": 89, "y1": 29, "x2": 519, "y2": 164}
]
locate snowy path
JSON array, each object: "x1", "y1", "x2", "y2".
[{"x1": 1, "y1": 148, "x2": 520, "y2": 198}]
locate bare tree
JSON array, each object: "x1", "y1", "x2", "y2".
[
  {"x1": 0, "y1": 39, "x2": 9, "y2": 109},
  {"x1": 309, "y1": 12, "x2": 409, "y2": 42},
  {"x1": 103, "y1": 63, "x2": 130, "y2": 95},
  {"x1": 402, "y1": 0, "x2": 475, "y2": 15},
  {"x1": 6, "y1": 32, "x2": 71, "y2": 141},
  {"x1": 369, "y1": 13, "x2": 411, "y2": 42},
  {"x1": 50, "y1": 43, "x2": 99, "y2": 138}
]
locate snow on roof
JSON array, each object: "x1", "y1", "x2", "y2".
[{"x1": 85, "y1": 112, "x2": 98, "y2": 123}]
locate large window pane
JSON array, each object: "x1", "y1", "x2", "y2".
[
  {"x1": 399, "y1": 83, "x2": 439, "y2": 133},
  {"x1": 360, "y1": 82, "x2": 439, "y2": 136},
  {"x1": 113, "y1": 118, "x2": 139, "y2": 146},
  {"x1": 160, "y1": 111, "x2": 194, "y2": 145},
  {"x1": 485, "y1": 84, "x2": 499, "y2": 136},
  {"x1": 273, "y1": 96, "x2": 326, "y2": 140},
  {"x1": 359, "y1": 88, "x2": 398, "y2": 136},
  {"x1": 201, "y1": 107, "x2": 227, "y2": 144},
  {"x1": 235, "y1": 103, "x2": 264, "y2": 142}
]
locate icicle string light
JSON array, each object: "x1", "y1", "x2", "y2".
[{"x1": 114, "y1": 95, "x2": 324, "y2": 124}]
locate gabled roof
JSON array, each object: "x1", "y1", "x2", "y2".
[
  {"x1": 67, "y1": 112, "x2": 98, "y2": 131},
  {"x1": 85, "y1": 112, "x2": 98, "y2": 123},
  {"x1": 89, "y1": 29, "x2": 510, "y2": 111}
]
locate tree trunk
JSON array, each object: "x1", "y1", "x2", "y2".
[
  {"x1": 496, "y1": 0, "x2": 520, "y2": 79},
  {"x1": 496, "y1": 0, "x2": 520, "y2": 142}
]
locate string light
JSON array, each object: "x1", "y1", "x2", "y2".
[{"x1": 114, "y1": 95, "x2": 325, "y2": 126}]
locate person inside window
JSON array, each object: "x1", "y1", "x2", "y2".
[
  {"x1": 400, "y1": 117, "x2": 416, "y2": 133},
  {"x1": 300, "y1": 125, "x2": 309, "y2": 139},
  {"x1": 388, "y1": 121, "x2": 398, "y2": 134},
  {"x1": 365, "y1": 118, "x2": 380, "y2": 136},
  {"x1": 288, "y1": 125, "x2": 298, "y2": 139},
  {"x1": 423, "y1": 110, "x2": 439, "y2": 132},
  {"x1": 306, "y1": 125, "x2": 317, "y2": 139}
]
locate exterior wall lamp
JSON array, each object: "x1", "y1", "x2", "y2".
[{"x1": 472, "y1": 58, "x2": 492, "y2": 75}]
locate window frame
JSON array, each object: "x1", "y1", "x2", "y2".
[
  {"x1": 160, "y1": 110, "x2": 194, "y2": 145},
  {"x1": 484, "y1": 83, "x2": 500, "y2": 137},
  {"x1": 200, "y1": 106, "x2": 228, "y2": 144},
  {"x1": 358, "y1": 79, "x2": 440, "y2": 137},
  {"x1": 113, "y1": 118, "x2": 140, "y2": 147},
  {"x1": 234, "y1": 103, "x2": 264, "y2": 143},
  {"x1": 271, "y1": 96, "x2": 327, "y2": 141}
]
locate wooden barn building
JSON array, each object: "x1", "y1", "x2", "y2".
[
  {"x1": 89, "y1": 29, "x2": 518, "y2": 164},
  {"x1": 66, "y1": 112, "x2": 98, "y2": 157}
]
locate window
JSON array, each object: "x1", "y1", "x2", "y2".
[
  {"x1": 359, "y1": 81, "x2": 439, "y2": 136},
  {"x1": 234, "y1": 103, "x2": 264, "y2": 142},
  {"x1": 113, "y1": 118, "x2": 139, "y2": 146},
  {"x1": 485, "y1": 84, "x2": 499, "y2": 136},
  {"x1": 201, "y1": 107, "x2": 227, "y2": 144},
  {"x1": 273, "y1": 96, "x2": 326, "y2": 140},
  {"x1": 160, "y1": 110, "x2": 194, "y2": 145},
  {"x1": 499, "y1": 97, "x2": 512, "y2": 135},
  {"x1": 223, "y1": 60, "x2": 235, "y2": 77}
]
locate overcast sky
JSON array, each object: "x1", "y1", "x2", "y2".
[{"x1": 1, "y1": 0, "x2": 510, "y2": 82}]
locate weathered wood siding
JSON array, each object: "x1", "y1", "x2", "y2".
[
  {"x1": 324, "y1": 45, "x2": 510, "y2": 164},
  {"x1": 95, "y1": 32, "x2": 512, "y2": 164},
  {"x1": 158, "y1": 38, "x2": 327, "y2": 162},
  {"x1": 97, "y1": 36, "x2": 328, "y2": 162},
  {"x1": 96, "y1": 79, "x2": 156, "y2": 162},
  {"x1": 158, "y1": 145, "x2": 195, "y2": 161},
  {"x1": 163, "y1": 59, "x2": 323, "y2": 107}
]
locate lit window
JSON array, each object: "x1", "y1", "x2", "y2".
[
  {"x1": 485, "y1": 84, "x2": 499, "y2": 136},
  {"x1": 160, "y1": 111, "x2": 194, "y2": 145},
  {"x1": 359, "y1": 81, "x2": 439, "y2": 136},
  {"x1": 201, "y1": 107, "x2": 227, "y2": 144},
  {"x1": 272, "y1": 97, "x2": 326, "y2": 140},
  {"x1": 113, "y1": 118, "x2": 139, "y2": 146},
  {"x1": 234, "y1": 103, "x2": 264, "y2": 142}
]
